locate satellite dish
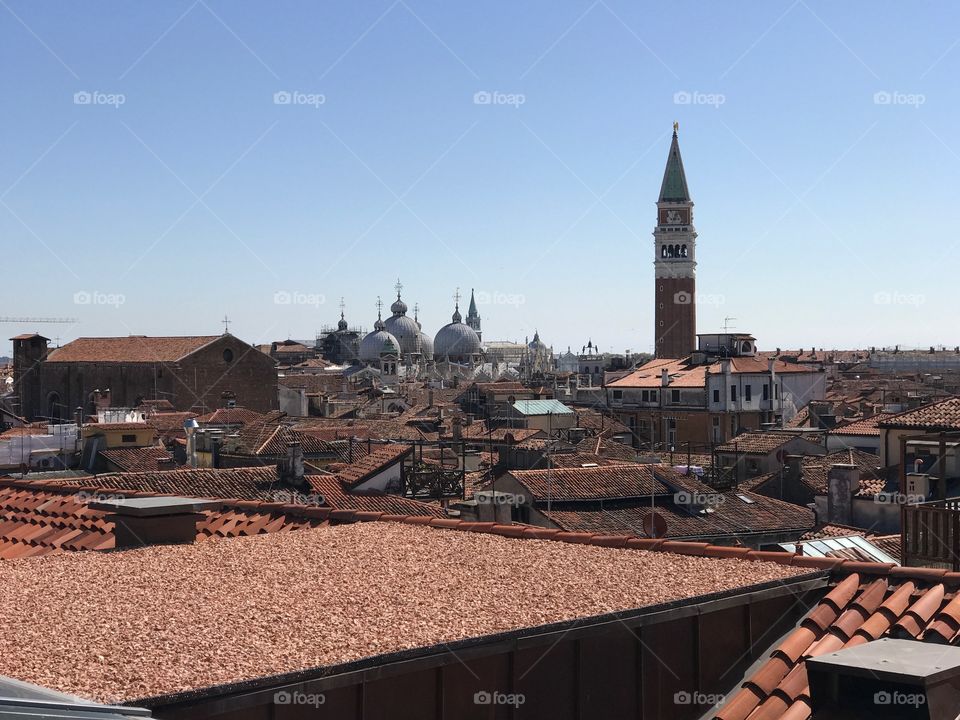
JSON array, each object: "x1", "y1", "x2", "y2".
[{"x1": 642, "y1": 511, "x2": 668, "y2": 539}]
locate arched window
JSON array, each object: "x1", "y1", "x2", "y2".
[
  {"x1": 667, "y1": 245, "x2": 674, "y2": 258},
  {"x1": 661, "y1": 245, "x2": 668, "y2": 258},
  {"x1": 681, "y1": 244, "x2": 687, "y2": 257}
]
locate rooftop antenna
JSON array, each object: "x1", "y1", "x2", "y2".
[
  {"x1": 222, "y1": 315, "x2": 231, "y2": 334},
  {"x1": 722, "y1": 316, "x2": 737, "y2": 333}
]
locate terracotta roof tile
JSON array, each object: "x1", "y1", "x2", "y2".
[{"x1": 46, "y1": 336, "x2": 222, "y2": 363}]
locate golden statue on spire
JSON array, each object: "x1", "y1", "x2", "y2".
[{"x1": 673, "y1": 121, "x2": 679, "y2": 134}]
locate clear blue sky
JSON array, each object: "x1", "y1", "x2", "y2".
[{"x1": 2, "y1": 1, "x2": 957, "y2": 356}]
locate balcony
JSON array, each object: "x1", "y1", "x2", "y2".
[{"x1": 902, "y1": 499, "x2": 960, "y2": 570}]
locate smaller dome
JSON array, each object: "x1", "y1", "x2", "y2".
[
  {"x1": 374, "y1": 315, "x2": 386, "y2": 331},
  {"x1": 337, "y1": 315, "x2": 348, "y2": 331},
  {"x1": 360, "y1": 327, "x2": 400, "y2": 362},
  {"x1": 451, "y1": 306, "x2": 462, "y2": 324},
  {"x1": 391, "y1": 296, "x2": 408, "y2": 315}
]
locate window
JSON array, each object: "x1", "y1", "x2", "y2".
[
  {"x1": 612, "y1": 390, "x2": 623, "y2": 400},
  {"x1": 641, "y1": 390, "x2": 649, "y2": 402},
  {"x1": 713, "y1": 389, "x2": 720, "y2": 403},
  {"x1": 775, "y1": 385, "x2": 780, "y2": 399},
  {"x1": 650, "y1": 390, "x2": 658, "y2": 402},
  {"x1": 730, "y1": 385, "x2": 737, "y2": 402},
  {"x1": 745, "y1": 385, "x2": 752, "y2": 402},
  {"x1": 121, "y1": 434, "x2": 136, "y2": 443},
  {"x1": 671, "y1": 389, "x2": 680, "y2": 403},
  {"x1": 712, "y1": 417, "x2": 720, "y2": 426},
  {"x1": 763, "y1": 385, "x2": 769, "y2": 401},
  {"x1": 223, "y1": 348, "x2": 234, "y2": 363}
]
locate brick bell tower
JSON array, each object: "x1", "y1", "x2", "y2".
[{"x1": 654, "y1": 123, "x2": 696, "y2": 358}]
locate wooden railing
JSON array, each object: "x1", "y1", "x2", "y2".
[{"x1": 902, "y1": 500, "x2": 960, "y2": 570}]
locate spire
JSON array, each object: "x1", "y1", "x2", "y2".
[
  {"x1": 468, "y1": 288, "x2": 478, "y2": 317},
  {"x1": 658, "y1": 123, "x2": 690, "y2": 203}
]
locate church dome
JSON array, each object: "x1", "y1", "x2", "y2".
[
  {"x1": 337, "y1": 315, "x2": 348, "y2": 331},
  {"x1": 383, "y1": 314, "x2": 422, "y2": 355},
  {"x1": 390, "y1": 297, "x2": 408, "y2": 316},
  {"x1": 529, "y1": 331, "x2": 546, "y2": 350},
  {"x1": 359, "y1": 328, "x2": 400, "y2": 362},
  {"x1": 434, "y1": 313, "x2": 480, "y2": 361}
]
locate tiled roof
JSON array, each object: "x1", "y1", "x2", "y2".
[
  {"x1": 801, "y1": 522, "x2": 874, "y2": 540},
  {"x1": 713, "y1": 572, "x2": 960, "y2": 720},
  {"x1": 145, "y1": 411, "x2": 198, "y2": 436},
  {"x1": 608, "y1": 356, "x2": 819, "y2": 389},
  {"x1": 306, "y1": 474, "x2": 444, "y2": 517},
  {"x1": 98, "y1": 447, "x2": 175, "y2": 472},
  {"x1": 86, "y1": 422, "x2": 155, "y2": 433},
  {"x1": 0, "y1": 479, "x2": 326, "y2": 559},
  {"x1": 335, "y1": 444, "x2": 412, "y2": 488},
  {"x1": 195, "y1": 407, "x2": 268, "y2": 425},
  {"x1": 878, "y1": 396, "x2": 960, "y2": 431},
  {"x1": 576, "y1": 436, "x2": 643, "y2": 462},
  {"x1": 542, "y1": 490, "x2": 815, "y2": 539},
  {"x1": 509, "y1": 464, "x2": 663, "y2": 500},
  {"x1": 55, "y1": 466, "x2": 313, "y2": 503},
  {"x1": 800, "y1": 449, "x2": 883, "y2": 495},
  {"x1": 829, "y1": 412, "x2": 894, "y2": 436},
  {"x1": 45, "y1": 336, "x2": 221, "y2": 363},
  {"x1": 715, "y1": 431, "x2": 814, "y2": 455}
]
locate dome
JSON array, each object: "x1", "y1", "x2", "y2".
[
  {"x1": 390, "y1": 297, "x2": 408, "y2": 316},
  {"x1": 434, "y1": 321, "x2": 481, "y2": 361},
  {"x1": 337, "y1": 315, "x2": 348, "y2": 331},
  {"x1": 359, "y1": 312, "x2": 400, "y2": 362},
  {"x1": 529, "y1": 331, "x2": 546, "y2": 350},
  {"x1": 383, "y1": 314, "x2": 422, "y2": 355}
]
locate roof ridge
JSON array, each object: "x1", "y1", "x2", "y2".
[{"x1": 306, "y1": 512, "x2": 960, "y2": 588}]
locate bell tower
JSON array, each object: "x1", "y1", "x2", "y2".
[{"x1": 653, "y1": 123, "x2": 697, "y2": 358}]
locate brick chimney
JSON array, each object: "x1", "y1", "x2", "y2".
[
  {"x1": 827, "y1": 463, "x2": 860, "y2": 526},
  {"x1": 279, "y1": 441, "x2": 305, "y2": 488}
]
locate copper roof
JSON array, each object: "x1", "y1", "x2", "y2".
[{"x1": 45, "y1": 336, "x2": 222, "y2": 363}]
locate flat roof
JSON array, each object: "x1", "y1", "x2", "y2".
[{"x1": 0, "y1": 523, "x2": 804, "y2": 704}]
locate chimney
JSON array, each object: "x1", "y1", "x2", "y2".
[
  {"x1": 827, "y1": 463, "x2": 860, "y2": 526},
  {"x1": 661, "y1": 368, "x2": 670, "y2": 386},
  {"x1": 428, "y1": 389, "x2": 434, "y2": 407},
  {"x1": 452, "y1": 417, "x2": 463, "y2": 441},
  {"x1": 90, "y1": 496, "x2": 220, "y2": 548},
  {"x1": 279, "y1": 441, "x2": 305, "y2": 487},
  {"x1": 784, "y1": 454, "x2": 803, "y2": 485},
  {"x1": 807, "y1": 638, "x2": 960, "y2": 720}
]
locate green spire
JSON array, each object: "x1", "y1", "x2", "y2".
[{"x1": 658, "y1": 125, "x2": 690, "y2": 202}]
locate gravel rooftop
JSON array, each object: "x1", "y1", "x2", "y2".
[{"x1": 0, "y1": 523, "x2": 805, "y2": 703}]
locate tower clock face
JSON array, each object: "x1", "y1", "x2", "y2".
[{"x1": 659, "y1": 208, "x2": 689, "y2": 225}]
